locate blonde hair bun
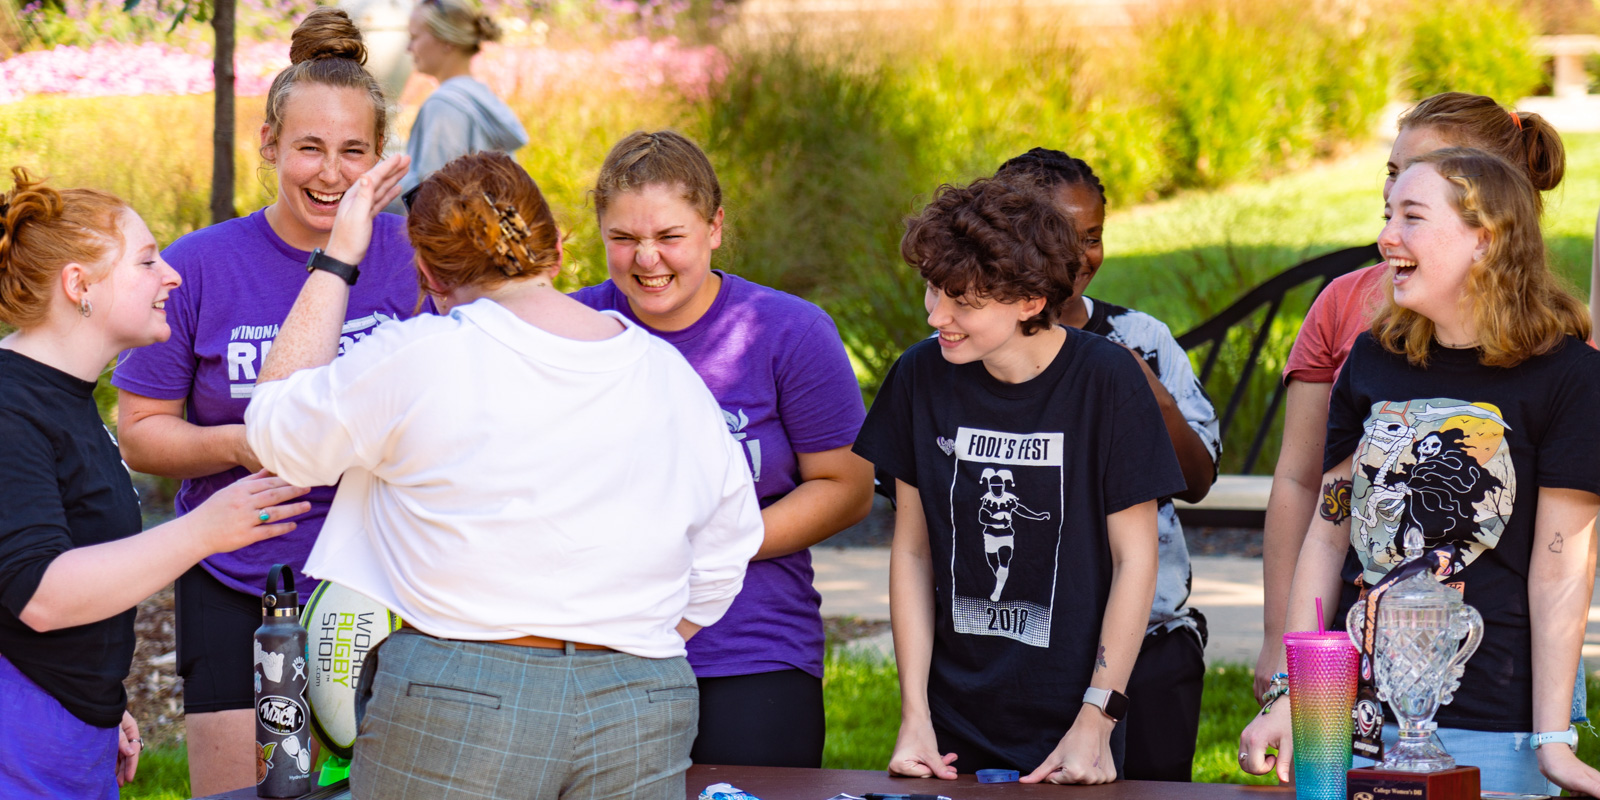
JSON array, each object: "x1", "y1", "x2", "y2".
[
  {"x1": 473, "y1": 13, "x2": 502, "y2": 44},
  {"x1": 420, "y1": 0, "x2": 499, "y2": 53},
  {"x1": 289, "y1": 7, "x2": 368, "y2": 66}
]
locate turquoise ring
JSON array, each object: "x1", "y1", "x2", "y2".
[{"x1": 259, "y1": 512, "x2": 271, "y2": 523}]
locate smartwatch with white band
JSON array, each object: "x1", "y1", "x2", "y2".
[
  {"x1": 1530, "y1": 726, "x2": 1578, "y2": 751},
  {"x1": 1082, "y1": 687, "x2": 1130, "y2": 722}
]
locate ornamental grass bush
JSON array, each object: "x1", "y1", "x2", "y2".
[
  {"x1": 1141, "y1": 0, "x2": 1395, "y2": 188},
  {"x1": 1403, "y1": 0, "x2": 1545, "y2": 103}
]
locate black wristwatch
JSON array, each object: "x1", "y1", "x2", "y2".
[
  {"x1": 1082, "y1": 687, "x2": 1130, "y2": 722},
  {"x1": 306, "y1": 248, "x2": 360, "y2": 286}
]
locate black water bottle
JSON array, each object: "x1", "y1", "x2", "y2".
[{"x1": 255, "y1": 564, "x2": 311, "y2": 798}]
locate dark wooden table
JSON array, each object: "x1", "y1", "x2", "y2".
[
  {"x1": 198, "y1": 765, "x2": 1294, "y2": 799},
  {"x1": 686, "y1": 765, "x2": 1293, "y2": 798}
]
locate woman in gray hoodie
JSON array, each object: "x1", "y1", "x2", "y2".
[{"x1": 400, "y1": 0, "x2": 529, "y2": 201}]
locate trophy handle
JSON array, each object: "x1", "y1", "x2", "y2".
[
  {"x1": 1439, "y1": 604, "x2": 1483, "y2": 706},
  {"x1": 1346, "y1": 602, "x2": 1365, "y2": 651}
]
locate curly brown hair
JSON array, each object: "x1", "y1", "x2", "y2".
[{"x1": 900, "y1": 177, "x2": 1081, "y2": 335}]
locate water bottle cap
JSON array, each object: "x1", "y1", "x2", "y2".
[{"x1": 262, "y1": 564, "x2": 299, "y2": 613}]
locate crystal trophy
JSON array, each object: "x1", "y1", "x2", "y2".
[{"x1": 1345, "y1": 547, "x2": 1484, "y2": 798}]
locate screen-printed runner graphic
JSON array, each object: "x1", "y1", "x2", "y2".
[
  {"x1": 949, "y1": 427, "x2": 1063, "y2": 647},
  {"x1": 1350, "y1": 399, "x2": 1515, "y2": 583}
]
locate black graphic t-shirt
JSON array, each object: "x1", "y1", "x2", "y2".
[
  {"x1": 855, "y1": 330, "x2": 1186, "y2": 770},
  {"x1": 1326, "y1": 333, "x2": 1600, "y2": 732}
]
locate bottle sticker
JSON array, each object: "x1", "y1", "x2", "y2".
[
  {"x1": 257, "y1": 696, "x2": 306, "y2": 735},
  {"x1": 256, "y1": 741, "x2": 275, "y2": 785},
  {"x1": 280, "y1": 734, "x2": 311, "y2": 774}
]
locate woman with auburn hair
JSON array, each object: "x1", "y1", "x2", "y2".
[
  {"x1": 396, "y1": 0, "x2": 527, "y2": 203},
  {"x1": 244, "y1": 151, "x2": 763, "y2": 799},
  {"x1": 572, "y1": 130, "x2": 875, "y2": 768},
  {"x1": 0, "y1": 168, "x2": 308, "y2": 798},
  {"x1": 111, "y1": 8, "x2": 426, "y2": 793},
  {"x1": 1255, "y1": 91, "x2": 1568, "y2": 701},
  {"x1": 1240, "y1": 148, "x2": 1600, "y2": 796}
]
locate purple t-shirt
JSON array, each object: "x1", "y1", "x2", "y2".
[
  {"x1": 572, "y1": 272, "x2": 865, "y2": 678},
  {"x1": 112, "y1": 209, "x2": 422, "y2": 596}
]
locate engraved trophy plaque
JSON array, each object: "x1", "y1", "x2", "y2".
[{"x1": 1344, "y1": 550, "x2": 1484, "y2": 799}]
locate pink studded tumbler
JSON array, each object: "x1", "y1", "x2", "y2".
[{"x1": 1283, "y1": 631, "x2": 1358, "y2": 800}]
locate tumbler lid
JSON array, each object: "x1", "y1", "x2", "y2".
[
  {"x1": 262, "y1": 563, "x2": 298, "y2": 612},
  {"x1": 1283, "y1": 631, "x2": 1355, "y2": 647}
]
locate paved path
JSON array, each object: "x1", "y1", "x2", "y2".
[{"x1": 815, "y1": 548, "x2": 1600, "y2": 669}]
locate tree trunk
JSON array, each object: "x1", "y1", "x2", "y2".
[{"x1": 210, "y1": 0, "x2": 237, "y2": 224}]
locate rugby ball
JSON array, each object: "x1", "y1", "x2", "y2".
[{"x1": 303, "y1": 581, "x2": 402, "y2": 759}]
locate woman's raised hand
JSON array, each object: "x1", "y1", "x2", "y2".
[
  {"x1": 325, "y1": 154, "x2": 411, "y2": 267},
  {"x1": 187, "y1": 470, "x2": 312, "y2": 556}
]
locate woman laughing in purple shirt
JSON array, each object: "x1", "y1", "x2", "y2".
[{"x1": 572, "y1": 130, "x2": 874, "y2": 767}]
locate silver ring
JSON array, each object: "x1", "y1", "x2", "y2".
[{"x1": 1238, "y1": 751, "x2": 1248, "y2": 761}]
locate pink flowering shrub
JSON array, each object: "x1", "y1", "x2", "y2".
[
  {"x1": 0, "y1": 40, "x2": 289, "y2": 102},
  {"x1": 0, "y1": 37, "x2": 724, "y2": 104}
]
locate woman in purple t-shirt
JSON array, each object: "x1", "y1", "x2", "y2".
[
  {"x1": 571, "y1": 130, "x2": 875, "y2": 768},
  {"x1": 110, "y1": 10, "x2": 423, "y2": 795}
]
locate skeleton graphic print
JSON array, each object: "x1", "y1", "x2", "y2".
[
  {"x1": 1348, "y1": 398, "x2": 1515, "y2": 583},
  {"x1": 949, "y1": 427, "x2": 1063, "y2": 647}
]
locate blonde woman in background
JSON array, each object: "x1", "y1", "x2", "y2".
[{"x1": 398, "y1": 0, "x2": 528, "y2": 203}]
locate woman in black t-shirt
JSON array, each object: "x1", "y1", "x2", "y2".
[
  {"x1": 1239, "y1": 149, "x2": 1600, "y2": 796},
  {"x1": 0, "y1": 168, "x2": 309, "y2": 798},
  {"x1": 855, "y1": 177, "x2": 1182, "y2": 784}
]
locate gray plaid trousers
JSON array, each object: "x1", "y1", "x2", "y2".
[{"x1": 351, "y1": 630, "x2": 698, "y2": 800}]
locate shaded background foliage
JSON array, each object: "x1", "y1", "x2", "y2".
[{"x1": 0, "y1": 0, "x2": 1584, "y2": 461}]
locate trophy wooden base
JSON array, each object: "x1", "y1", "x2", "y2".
[{"x1": 1346, "y1": 765, "x2": 1480, "y2": 800}]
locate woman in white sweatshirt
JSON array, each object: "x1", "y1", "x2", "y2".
[{"x1": 244, "y1": 151, "x2": 763, "y2": 800}]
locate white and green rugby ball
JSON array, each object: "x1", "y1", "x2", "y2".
[{"x1": 302, "y1": 580, "x2": 402, "y2": 759}]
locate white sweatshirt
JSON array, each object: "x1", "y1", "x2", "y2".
[{"x1": 245, "y1": 299, "x2": 764, "y2": 659}]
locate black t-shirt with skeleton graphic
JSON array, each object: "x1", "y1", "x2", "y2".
[
  {"x1": 854, "y1": 330, "x2": 1185, "y2": 771},
  {"x1": 1326, "y1": 333, "x2": 1600, "y2": 733}
]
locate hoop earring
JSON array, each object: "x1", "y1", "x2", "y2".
[{"x1": 78, "y1": 297, "x2": 93, "y2": 317}]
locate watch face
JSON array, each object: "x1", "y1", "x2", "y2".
[{"x1": 1104, "y1": 690, "x2": 1129, "y2": 721}]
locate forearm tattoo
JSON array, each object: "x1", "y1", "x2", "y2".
[
  {"x1": 1095, "y1": 643, "x2": 1107, "y2": 671},
  {"x1": 1319, "y1": 478, "x2": 1352, "y2": 524},
  {"x1": 1549, "y1": 531, "x2": 1564, "y2": 554}
]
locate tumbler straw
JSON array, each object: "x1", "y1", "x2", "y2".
[{"x1": 1316, "y1": 598, "x2": 1325, "y2": 635}]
